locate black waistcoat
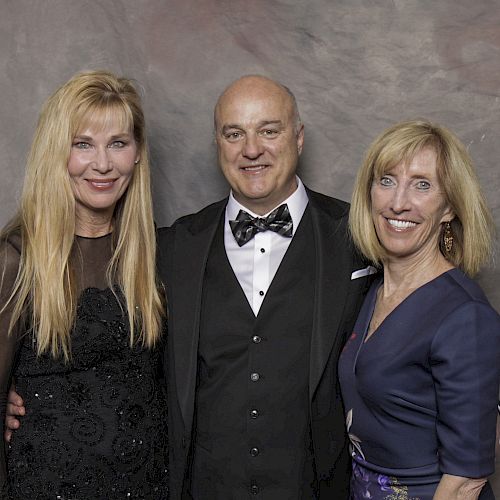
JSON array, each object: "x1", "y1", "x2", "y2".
[{"x1": 190, "y1": 208, "x2": 317, "y2": 500}]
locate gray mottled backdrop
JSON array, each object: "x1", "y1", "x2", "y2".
[{"x1": 1, "y1": 0, "x2": 499, "y2": 489}]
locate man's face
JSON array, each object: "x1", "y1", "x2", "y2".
[{"x1": 215, "y1": 77, "x2": 304, "y2": 215}]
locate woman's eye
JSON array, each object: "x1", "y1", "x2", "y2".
[
  {"x1": 416, "y1": 180, "x2": 430, "y2": 190},
  {"x1": 379, "y1": 176, "x2": 393, "y2": 186},
  {"x1": 73, "y1": 142, "x2": 91, "y2": 149},
  {"x1": 109, "y1": 140, "x2": 126, "y2": 148}
]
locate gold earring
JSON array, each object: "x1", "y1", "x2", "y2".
[{"x1": 444, "y1": 221, "x2": 453, "y2": 253}]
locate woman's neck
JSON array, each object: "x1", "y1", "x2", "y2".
[
  {"x1": 381, "y1": 251, "x2": 453, "y2": 301},
  {"x1": 75, "y1": 214, "x2": 113, "y2": 238}
]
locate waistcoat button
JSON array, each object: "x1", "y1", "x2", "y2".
[{"x1": 250, "y1": 447, "x2": 259, "y2": 457}]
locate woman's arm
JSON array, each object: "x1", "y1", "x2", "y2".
[
  {"x1": 4, "y1": 386, "x2": 25, "y2": 442},
  {"x1": 0, "y1": 239, "x2": 23, "y2": 489},
  {"x1": 434, "y1": 473, "x2": 486, "y2": 499},
  {"x1": 431, "y1": 300, "x2": 500, "y2": 495}
]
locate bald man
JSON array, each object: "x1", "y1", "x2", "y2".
[{"x1": 157, "y1": 76, "x2": 374, "y2": 499}]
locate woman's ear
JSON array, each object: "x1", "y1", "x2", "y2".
[{"x1": 441, "y1": 205, "x2": 455, "y2": 224}]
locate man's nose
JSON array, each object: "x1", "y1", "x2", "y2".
[{"x1": 242, "y1": 134, "x2": 264, "y2": 159}]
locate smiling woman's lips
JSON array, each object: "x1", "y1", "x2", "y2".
[
  {"x1": 386, "y1": 218, "x2": 417, "y2": 229},
  {"x1": 87, "y1": 179, "x2": 117, "y2": 190}
]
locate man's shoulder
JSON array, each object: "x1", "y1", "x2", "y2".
[
  {"x1": 175, "y1": 198, "x2": 227, "y2": 227},
  {"x1": 306, "y1": 187, "x2": 350, "y2": 219},
  {"x1": 305, "y1": 187, "x2": 370, "y2": 267},
  {"x1": 157, "y1": 198, "x2": 227, "y2": 241}
]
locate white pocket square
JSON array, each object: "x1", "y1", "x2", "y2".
[{"x1": 351, "y1": 265, "x2": 378, "y2": 280}]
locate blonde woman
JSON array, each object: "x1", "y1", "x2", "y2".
[
  {"x1": 0, "y1": 71, "x2": 168, "y2": 497},
  {"x1": 340, "y1": 120, "x2": 500, "y2": 499}
]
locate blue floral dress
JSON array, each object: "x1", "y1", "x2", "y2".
[{"x1": 339, "y1": 269, "x2": 500, "y2": 500}]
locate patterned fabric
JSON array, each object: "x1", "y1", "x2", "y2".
[
  {"x1": 350, "y1": 456, "x2": 421, "y2": 500},
  {"x1": 229, "y1": 203, "x2": 293, "y2": 246},
  {"x1": 7, "y1": 287, "x2": 169, "y2": 499}
]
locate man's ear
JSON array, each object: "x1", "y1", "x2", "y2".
[{"x1": 297, "y1": 124, "x2": 304, "y2": 156}]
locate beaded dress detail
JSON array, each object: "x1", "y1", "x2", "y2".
[{"x1": 0, "y1": 234, "x2": 168, "y2": 499}]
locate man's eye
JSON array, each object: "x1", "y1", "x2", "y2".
[
  {"x1": 225, "y1": 132, "x2": 241, "y2": 140},
  {"x1": 261, "y1": 129, "x2": 278, "y2": 136}
]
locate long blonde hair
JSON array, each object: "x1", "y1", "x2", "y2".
[
  {"x1": 349, "y1": 119, "x2": 494, "y2": 276},
  {"x1": 1, "y1": 70, "x2": 164, "y2": 359}
]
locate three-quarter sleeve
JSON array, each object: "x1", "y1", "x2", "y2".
[
  {"x1": 0, "y1": 239, "x2": 23, "y2": 490},
  {"x1": 431, "y1": 300, "x2": 500, "y2": 478}
]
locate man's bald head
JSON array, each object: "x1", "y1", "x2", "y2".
[{"x1": 214, "y1": 75, "x2": 302, "y2": 134}]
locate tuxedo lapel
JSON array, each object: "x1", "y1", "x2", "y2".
[
  {"x1": 170, "y1": 200, "x2": 227, "y2": 431},
  {"x1": 307, "y1": 192, "x2": 353, "y2": 400}
]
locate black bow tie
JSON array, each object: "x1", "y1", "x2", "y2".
[{"x1": 229, "y1": 204, "x2": 293, "y2": 247}]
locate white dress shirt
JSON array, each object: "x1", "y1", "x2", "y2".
[{"x1": 224, "y1": 177, "x2": 309, "y2": 316}]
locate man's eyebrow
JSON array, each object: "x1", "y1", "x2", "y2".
[
  {"x1": 221, "y1": 120, "x2": 284, "y2": 133},
  {"x1": 221, "y1": 124, "x2": 242, "y2": 133},
  {"x1": 258, "y1": 120, "x2": 283, "y2": 127}
]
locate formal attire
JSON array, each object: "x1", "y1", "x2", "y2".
[
  {"x1": 339, "y1": 268, "x2": 500, "y2": 500},
  {"x1": 0, "y1": 233, "x2": 169, "y2": 499},
  {"x1": 158, "y1": 181, "x2": 374, "y2": 499}
]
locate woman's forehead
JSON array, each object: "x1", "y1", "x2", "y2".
[
  {"x1": 375, "y1": 145, "x2": 437, "y2": 176},
  {"x1": 75, "y1": 104, "x2": 132, "y2": 134}
]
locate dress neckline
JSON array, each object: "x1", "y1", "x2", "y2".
[
  {"x1": 363, "y1": 267, "x2": 457, "y2": 345},
  {"x1": 75, "y1": 232, "x2": 113, "y2": 240}
]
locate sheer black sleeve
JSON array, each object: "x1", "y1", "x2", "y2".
[
  {"x1": 0, "y1": 236, "x2": 23, "y2": 490},
  {"x1": 0, "y1": 232, "x2": 114, "y2": 488}
]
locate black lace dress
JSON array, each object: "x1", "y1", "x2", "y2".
[{"x1": 0, "y1": 233, "x2": 168, "y2": 499}]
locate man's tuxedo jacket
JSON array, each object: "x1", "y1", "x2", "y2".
[{"x1": 157, "y1": 188, "x2": 373, "y2": 499}]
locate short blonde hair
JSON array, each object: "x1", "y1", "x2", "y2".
[
  {"x1": 349, "y1": 119, "x2": 494, "y2": 276},
  {"x1": 2, "y1": 70, "x2": 164, "y2": 358}
]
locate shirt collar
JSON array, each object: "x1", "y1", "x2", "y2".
[{"x1": 226, "y1": 177, "x2": 309, "y2": 234}]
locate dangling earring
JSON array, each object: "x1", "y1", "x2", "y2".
[{"x1": 444, "y1": 221, "x2": 453, "y2": 253}]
